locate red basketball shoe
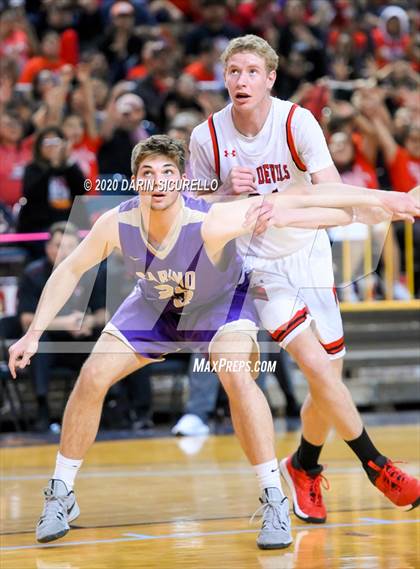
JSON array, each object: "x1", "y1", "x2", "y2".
[
  {"x1": 280, "y1": 454, "x2": 329, "y2": 523},
  {"x1": 366, "y1": 457, "x2": 420, "y2": 509}
]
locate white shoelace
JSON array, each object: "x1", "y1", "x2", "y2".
[
  {"x1": 250, "y1": 498, "x2": 289, "y2": 531},
  {"x1": 38, "y1": 488, "x2": 68, "y2": 525}
]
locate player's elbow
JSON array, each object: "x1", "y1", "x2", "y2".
[{"x1": 53, "y1": 257, "x2": 86, "y2": 282}]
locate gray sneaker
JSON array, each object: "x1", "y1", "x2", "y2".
[
  {"x1": 36, "y1": 479, "x2": 80, "y2": 543},
  {"x1": 255, "y1": 488, "x2": 293, "y2": 550}
]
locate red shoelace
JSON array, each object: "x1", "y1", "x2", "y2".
[
  {"x1": 306, "y1": 473, "x2": 330, "y2": 506},
  {"x1": 368, "y1": 460, "x2": 408, "y2": 490}
]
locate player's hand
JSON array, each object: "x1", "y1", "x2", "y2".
[
  {"x1": 243, "y1": 199, "x2": 274, "y2": 235},
  {"x1": 224, "y1": 167, "x2": 257, "y2": 195},
  {"x1": 353, "y1": 206, "x2": 392, "y2": 225},
  {"x1": 409, "y1": 185, "x2": 420, "y2": 207},
  {"x1": 380, "y1": 190, "x2": 420, "y2": 218},
  {"x1": 8, "y1": 334, "x2": 39, "y2": 379}
]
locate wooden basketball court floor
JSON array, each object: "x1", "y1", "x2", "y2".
[{"x1": 1, "y1": 424, "x2": 419, "y2": 569}]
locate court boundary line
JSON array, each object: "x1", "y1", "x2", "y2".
[
  {"x1": 0, "y1": 504, "x2": 401, "y2": 537},
  {"x1": 1, "y1": 518, "x2": 419, "y2": 552}
]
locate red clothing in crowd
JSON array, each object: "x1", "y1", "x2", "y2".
[
  {"x1": 19, "y1": 29, "x2": 79, "y2": 83},
  {"x1": 340, "y1": 135, "x2": 379, "y2": 189},
  {"x1": 328, "y1": 29, "x2": 368, "y2": 51},
  {"x1": 0, "y1": 136, "x2": 33, "y2": 206},
  {"x1": 0, "y1": 28, "x2": 31, "y2": 70},
  {"x1": 60, "y1": 29, "x2": 79, "y2": 66},
  {"x1": 387, "y1": 146, "x2": 420, "y2": 193},
  {"x1": 69, "y1": 135, "x2": 101, "y2": 187},
  {"x1": 230, "y1": 1, "x2": 281, "y2": 31},
  {"x1": 127, "y1": 64, "x2": 147, "y2": 81},
  {"x1": 166, "y1": 0, "x2": 201, "y2": 21},
  {"x1": 19, "y1": 56, "x2": 65, "y2": 84},
  {"x1": 183, "y1": 61, "x2": 215, "y2": 82},
  {"x1": 371, "y1": 28, "x2": 410, "y2": 68}
]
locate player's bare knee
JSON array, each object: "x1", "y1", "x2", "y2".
[
  {"x1": 299, "y1": 353, "x2": 332, "y2": 384},
  {"x1": 76, "y1": 359, "x2": 113, "y2": 397},
  {"x1": 211, "y1": 332, "x2": 253, "y2": 360},
  {"x1": 218, "y1": 370, "x2": 253, "y2": 397}
]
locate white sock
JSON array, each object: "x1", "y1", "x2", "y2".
[
  {"x1": 253, "y1": 458, "x2": 284, "y2": 496},
  {"x1": 52, "y1": 452, "x2": 83, "y2": 491}
]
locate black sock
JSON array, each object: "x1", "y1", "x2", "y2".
[
  {"x1": 345, "y1": 428, "x2": 385, "y2": 469},
  {"x1": 296, "y1": 436, "x2": 323, "y2": 471}
]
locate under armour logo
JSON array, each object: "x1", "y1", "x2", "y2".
[{"x1": 224, "y1": 149, "x2": 236, "y2": 157}]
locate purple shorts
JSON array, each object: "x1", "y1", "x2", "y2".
[{"x1": 103, "y1": 285, "x2": 259, "y2": 360}]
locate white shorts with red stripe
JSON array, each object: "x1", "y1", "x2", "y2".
[{"x1": 246, "y1": 229, "x2": 345, "y2": 359}]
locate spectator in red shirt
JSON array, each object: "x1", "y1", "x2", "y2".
[
  {"x1": 183, "y1": 39, "x2": 219, "y2": 84},
  {"x1": 19, "y1": 31, "x2": 66, "y2": 85},
  {"x1": 0, "y1": 9, "x2": 38, "y2": 73},
  {"x1": 371, "y1": 6, "x2": 410, "y2": 68},
  {"x1": 328, "y1": 130, "x2": 378, "y2": 189},
  {"x1": 231, "y1": 0, "x2": 281, "y2": 40},
  {"x1": 373, "y1": 116, "x2": 420, "y2": 193},
  {"x1": 62, "y1": 114, "x2": 99, "y2": 186},
  {"x1": 0, "y1": 111, "x2": 33, "y2": 208}
]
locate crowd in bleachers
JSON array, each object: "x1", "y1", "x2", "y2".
[
  {"x1": 0, "y1": 0, "x2": 419, "y2": 432},
  {"x1": 1, "y1": 1, "x2": 419, "y2": 221}
]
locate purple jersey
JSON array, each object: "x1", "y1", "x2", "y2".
[
  {"x1": 105, "y1": 194, "x2": 259, "y2": 360},
  {"x1": 117, "y1": 194, "x2": 245, "y2": 315}
]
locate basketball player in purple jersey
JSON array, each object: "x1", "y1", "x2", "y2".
[
  {"x1": 190, "y1": 34, "x2": 420, "y2": 522},
  {"x1": 9, "y1": 135, "x2": 419, "y2": 548}
]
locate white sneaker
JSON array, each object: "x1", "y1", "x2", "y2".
[
  {"x1": 36, "y1": 479, "x2": 80, "y2": 543},
  {"x1": 171, "y1": 414, "x2": 210, "y2": 436},
  {"x1": 254, "y1": 488, "x2": 293, "y2": 550}
]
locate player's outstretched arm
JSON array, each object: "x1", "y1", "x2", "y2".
[
  {"x1": 272, "y1": 207, "x2": 354, "y2": 229},
  {"x1": 269, "y1": 184, "x2": 419, "y2": 228},
  {"x1": 202, "y1": 182, "x2": 420, "y2": 257},
  {"x1": 201, "y1": 192, "x2": 374, "y2": 256},
  {"x1": 8, "y1": 209, "x2": 120, "y2": 378},
  {"x1": 201, "y1": 192, "x2": 343, "y2": 255},
  {"x1": 286, "y1": 182, "x2": 420, "y2": 219},
  {"x1": 201, "y1": 195, "x2": 273, "y2": 255},
  {"x1": 269, "y1": 206, "x2": 397, "y2": 229}
]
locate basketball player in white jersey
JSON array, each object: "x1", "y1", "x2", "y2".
[
  {"x1": 190, "y1": 35, "x2": 420, "y2": 523},
  {"x1": 11, "y1": 135, "x2": 416, "y2": 549}
]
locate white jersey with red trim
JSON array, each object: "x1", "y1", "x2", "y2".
[{"x1": 190, "y1": 97, "x2": 334, "y2": 258}]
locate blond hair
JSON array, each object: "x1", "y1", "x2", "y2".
[
  {"x1": 131, "y1": 135, "x2": 185, "y2": 176},
  {"x1": 221, "y1": 35, "x2": 279, "y2": 73}
]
